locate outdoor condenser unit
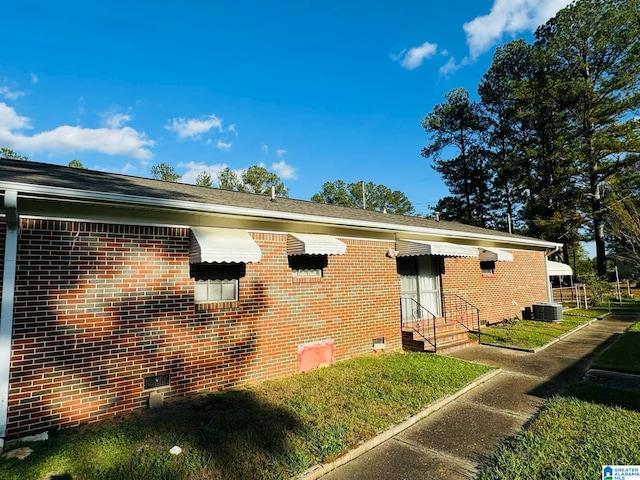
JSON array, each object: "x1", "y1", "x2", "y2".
[{"x1": 532, "y1": 303, "x2": 563, "y2": 322}]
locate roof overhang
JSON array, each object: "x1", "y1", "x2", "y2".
[
  {"x1": 0, "y1": 181, "x2": 562, "y2": 251},
  {"x1": 479, "y1": 246, "x2": 514, "y2": 262},
  {"x1": 547, "y1": 260, "x2": 573, "y2": 276},
  {"x1": 287, "y1": 233, "x2": 347, "y2": 256},
  {"x1": 189, "y1": 227, "x2": 261, "y2": 263},
  {"x1": 397, "y1": 239, "x2": 479, "y2": 258}
]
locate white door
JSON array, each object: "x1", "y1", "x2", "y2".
[
  {"x1": 417, "y1": 256, "x2": 441, "y2": 316},
  {"x1": 399, "y1": 256, "x2": 441, "y2": 318}
]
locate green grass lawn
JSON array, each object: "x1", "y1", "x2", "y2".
[
  {"x1": 566, "y1": 297, "x2": 640, "y2": 314},
  {"x1": 479, "y1": 313, "x2": 594, "y2": 350},
  {"x1": 609, "y1": 297, "x2": 640, "y2": 312},
  {"x1": 0, "y1": 353, "x2": 492, "y2": 480},
  {"x1": 563, "y1": 307, "x2": 609, "y2": 317},
  {"x1": 477, "y1": 383, "x2": 640, "y2": 480},
  {"x1": 591, "y1": 321, "x2": 640, "y2": 374}
]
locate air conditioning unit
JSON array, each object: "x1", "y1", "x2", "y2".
[{"x1": 532, "y1": 303, "x2": 563, "y2": 322}]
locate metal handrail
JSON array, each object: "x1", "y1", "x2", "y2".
[
  {"x1": 443, "y1": 293, "x2": 481, "y2": 343},
  {"x1": 400, "y1": 297, "x2": 437, "y2": 351}
]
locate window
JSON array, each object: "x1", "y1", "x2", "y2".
[
  {"x1": 480, "y1": 260, "x2": 496, "y2": 275},
  {"x1": 190, "y1": 263, "x2": 245, "y2": 303},
  {"x1": 288, "y1": 255, "x2": 328, "y2": 279}
]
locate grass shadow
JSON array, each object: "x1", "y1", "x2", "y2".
[
  {"x1": 591, "y1": 330, "x2": 640, "y2": 374},
  {"x1": 0, "y1": 391, "x2": 308, "y2": 480},
  {"x1": 561, "y1": 382, "x2": 640, "y2": 412},
  {"x1": 31, "y1": 389, "x2": 311, "y2": 480}
]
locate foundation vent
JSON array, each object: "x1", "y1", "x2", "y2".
[
  {"x1": 372, "y1": 337, "x2": 386, "y2": 350},
  {"x1": 144, "y1": 373, "x2": 170, "y2": 390}
]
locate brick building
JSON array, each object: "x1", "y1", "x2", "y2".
[{"x1": 0, "y1": 158, "x2": 559, "y2": 445}]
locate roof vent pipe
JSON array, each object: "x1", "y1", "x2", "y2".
[{"x1": 270, "y1": 186, "x2": 276, "y2": 202}]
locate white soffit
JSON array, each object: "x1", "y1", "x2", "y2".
[
  {"x1": 397, "y1": 239, "x2": 479, "y2": 258},
  {"x1": 479, "y1": 246, "x2": 514, "y2": 262},
  {"x1": 288, "y1": 233, "x2": 347, "y2": 256},
  {"x1": 190, "y1": 227, "x2": 261, "y2": 263},
  {"x1": 547, "y1": 260, "x2": 573, "y2": 276}
]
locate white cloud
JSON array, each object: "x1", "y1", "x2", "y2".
[
  {"x1": 165, "y1": 114, "x2": 235, "y2": 140},
  {"x1": 439, "y1": 56, "x2": 463, "y2": 77},
  {"x1": 271, "y1": 160, "x2": 297, "y2": 180},
  {"x1": 0, "y1": 103, "x2": 31, "y2": 130},
  {"x1": 102, "y1": 112, "x2": 132, "y2": 129},
  {"x1": 261, "y1": 144, "x2": 269, "y2": 154},
  {"x1": 100, "y1": 160, "x2": 149, "y2": 175},
  {"x1": 275, "y1": 149, "x2": 287, "y2": 158},
  {"x1": 0, "y1": 102, "x2": 154, "y2": 160},
  {"x1": 177, "y1": 161, "x2": 229, "y2": 185},
  {"x1": 30, "y1": 73, "x2": 39, "y2": 84},
  {"x1": 216, "y1": 139, "x2": 232, "y2": 151},
  {"x1": 464, "y1": 0, "x2": 572, "y2": 60},
  {"x1": 121, "y1": 162, "x2": 136, "y2": 174},
  {"x1": 397, "y1": 41, "x2": 438, "y2": 70},
  {"x1": 0, "y1": 86, "x2": 25, "y2": 100}
]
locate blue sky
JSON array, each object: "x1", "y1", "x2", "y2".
[{"x1": 1, "y1": 0, "x2": 572, "y2": 214}]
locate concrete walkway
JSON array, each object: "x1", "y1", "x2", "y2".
[{"x1": 320, "y1": 314, "x2": 637, "y2": 480}]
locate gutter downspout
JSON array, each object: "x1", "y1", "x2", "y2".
[
  {"x1": 0, "y1": 190, "x2": 18, "y2": 452},
  {"x1": 545, "y1": 245, "x2": 561, "y2": 303}
]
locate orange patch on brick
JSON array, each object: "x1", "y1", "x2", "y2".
[{"x1": 297, "y1": 339, "x2": 334, "y2": 372}]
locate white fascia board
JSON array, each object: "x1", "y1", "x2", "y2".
[{"x1": 0, "y1": 181, "x2": 561, "y2": 250}]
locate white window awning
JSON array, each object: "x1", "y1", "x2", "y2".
[
  {"x1": 479, "y1": 246, "x2": 514, "y2": 262},
  {"x1": 547, "y1": 260, "x2": 573, "y2": 276},
  {"x1": 397, "y1": 239, "x2": 479, "y2": 258},
  {"x1": 190, "y1": 227, "x2": 262, "y2": 263},
  {"x1": 287, "y1": 233, "x2": 347, "y2": 256}
]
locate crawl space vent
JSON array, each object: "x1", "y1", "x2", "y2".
[{"x1": 144, "y1": 374, "x2": 170, "y2": 390}]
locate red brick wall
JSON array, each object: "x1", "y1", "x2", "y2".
[
  {"x1": 441, "y1": 250, "x2": 549, "y2": 323},
  {"x1": 5, "y1": 219, "x2": 401, "y2": 438}
]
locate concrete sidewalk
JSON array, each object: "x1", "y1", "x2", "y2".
[{"x1": 319, "y1": 314, "x2": 636, "y2": 480}]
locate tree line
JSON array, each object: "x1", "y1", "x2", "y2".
[
  {"x1": 150, "y1": 162, "x2": 415, "y2": 215},
  {"x1": 421, "y1": 0, "x2": 639, "y2": 276}
]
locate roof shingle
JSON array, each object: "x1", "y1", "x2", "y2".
[{"x1": 0, "y1": 158, "x2": 549, "y2": 245}]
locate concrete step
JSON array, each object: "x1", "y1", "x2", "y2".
[
  {"x1": 435, "y1": 324, "x2": 472, "y2": 335},
  {"x1": 436, "y1": 331, "x2": 472, "y2": 344},
  {"x1": 436, "y1": 337, "x2": 479, "y2": 354},
  {"x1": 402, "y1": 326, "x2": 478, "y2": 354}
]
